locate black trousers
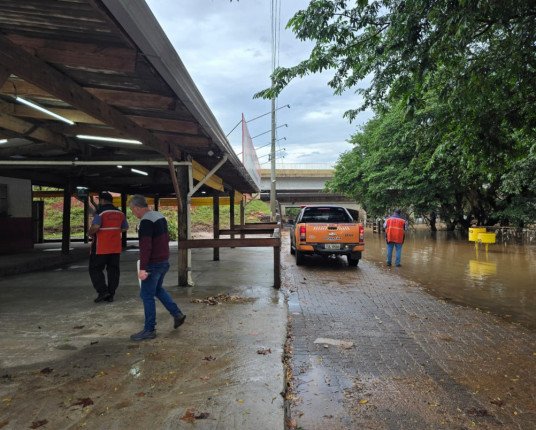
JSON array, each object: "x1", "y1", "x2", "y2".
[{"x1": 89, "y1": 253, "x2": 121, "y2": 296}]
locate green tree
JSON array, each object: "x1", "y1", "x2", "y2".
[{"x1": 259, "y1": 0, "x2": 536, "y2": 229}]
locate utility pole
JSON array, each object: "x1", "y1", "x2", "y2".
[{"x1": 270, "y1": 88, "x2": 277, "y2": 220}]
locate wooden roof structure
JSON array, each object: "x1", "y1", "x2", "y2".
[{"x1": 0, "y1": 0, "x2": 258, "y2": 196}]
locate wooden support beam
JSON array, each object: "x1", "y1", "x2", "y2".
[
  {"x1": 1, "y1": 80, "x2": 175, "y2": 111},
  {"x1": 243, "y1": 223, "x2": 280, "y2": 229},
  {"x1": 0, "y1": 100, "x2": 68, "y2": 149},
  {"x1": 178, "y1": 238, "x2": 280, "y2": 249},
  {"x1": 177, "y1": 163, "x2": 189, "y2": 287},
  {"x1": 154, "y1": 132, "x2": 210, "y2": 148},
  {"x1": 83, "y1": 197, "x2": 89, "y2": 244},
  {"x1": 229, "y1": 189, "x2": 235, "y2": 241},
  {"x1": 240, "y1": 199, "x2": 245, "y2": 239},
  {"x1": 86, "y1": 88, "x2": 176, "y2": 110},
  {"x1": 7, "y1": 104, "x2": 102, "y2": 125},
  {"x1": 6, "y1": 34, "x2": 138, "y2": 73},
  {"x1": 0, "y1": 65, "x2": 10, "y2": 88},
  {"x1": 274, "y1": 245, "x2": 281, "y2": 289},
  {"x1": 219, "y1": 228, "x2": 276, "y2": 235},
  {"x1": 129, "y1": 116, "x2": 199, "y2": 135},
  {"x1": 0, "y1": 142, "x2": 53, "y2": 157},
  {"x1": 213, "y1": 195, "x2": 220, "y2": 261},
  {"x1": 0, "y1": 35, "x2": 168, "y2": 155},
  {"x1": 62, "y1": 184, "x2": 72, "y2": 255}
]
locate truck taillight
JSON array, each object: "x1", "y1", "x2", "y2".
[
  {"x1": 359, "y1": 225, "x2": 364, "y2": 242},
  {"x1": 299, "y1": 225, "x2": 306, "y2": 241}
]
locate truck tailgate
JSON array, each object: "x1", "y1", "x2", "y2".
[{"x1": 305, "y1": 223, "x2": 360, "y2": 243}]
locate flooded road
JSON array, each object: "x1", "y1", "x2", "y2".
[{"x1": 363, "y1": 229, "x2": 536, "y2": 329}]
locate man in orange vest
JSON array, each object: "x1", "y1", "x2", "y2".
[
  {"x1": 88, "y1": 192, "x2": 129, "y2": 303},
  {"x1": 383, "y1": 209, "x2": 407, "y2": 267}
]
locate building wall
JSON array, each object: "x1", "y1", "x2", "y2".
[{"x1": 0, "y1": 176, "x2": 33, "y2": 253}]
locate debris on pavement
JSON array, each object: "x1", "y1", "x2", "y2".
[
  {"x1": 71, "y1": 398, "x2": 94, "y2": 408},
  {"x1": 30, "y1": 420, "x2": 48, "y2": 428},
  {"x1": 191, "y1": 294, "x2": 256, "y2": 305},
  {"x1": 180, "y1": 408, "x2": 210, "y2": 423},
  {"x1": 257, "y1": 347, "x2": 272, "y2": 355},
  {"x1": 313, "y1": 338, "x2": 354, "y2": 349}
]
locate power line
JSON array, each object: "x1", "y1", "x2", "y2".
[{"x1": 225, "y1": 104, "x2": 290, "y2": 137}]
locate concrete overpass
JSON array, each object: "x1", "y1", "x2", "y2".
[{"x1": 259, "y1": 164, "x2": 366, "y2": 222}]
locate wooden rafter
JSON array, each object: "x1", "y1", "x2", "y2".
[
  {"x1": 6, "y1": 34, "x2": 138, "y2": 73},
  {"x1": 0, "y1": 35, "x2": 170, "y2": 156},
  {"x1": 0, "y1": 65, "x2": 9, "y2": 88},
  {"x1": 1, "y1": 80, "x2": 176, "y2": 111},
  {"x1": 0, "y1": 100, "x2": 67, "y2": 149}
]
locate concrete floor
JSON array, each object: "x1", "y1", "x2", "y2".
[{"x1": 0, "y1": 243, "x2": 286, "y2": 429}]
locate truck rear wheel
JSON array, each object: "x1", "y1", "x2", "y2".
[
  {"x1": 347, "y1": 255, "x2": 360, "y2": 267},
  {"x1": 296, "y1": 249, "x2": 305, "y2": 266},
  {"x1": 290, "y1": 239, "x2": 295, "y2": 255}
]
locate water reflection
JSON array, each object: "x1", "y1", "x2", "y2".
[{"x1": 363, "y1": 229, "x2": 536, "y2": 329}]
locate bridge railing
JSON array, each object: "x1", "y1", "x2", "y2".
[{"x1": 264, "y1": 162, "x2": 335, "y2": 170}]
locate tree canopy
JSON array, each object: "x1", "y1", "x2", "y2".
[{"x1": 257, "y1": 0, "x2": 536, "y2": 229}]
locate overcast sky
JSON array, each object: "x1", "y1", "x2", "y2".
[{"x1": 146, "y1": 0, "x2": 372, "y2": 166}]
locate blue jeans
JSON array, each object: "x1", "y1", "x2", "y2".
[
  {"x1": 386, "y1": 242, "x2": 403, "y2": 266},
  {"x1": 140, "y1": 261, "x2": 181, "y2": 331}
]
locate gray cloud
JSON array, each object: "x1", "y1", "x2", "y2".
[{"x1": 146, "y1": 0, "x2": 372, "y2": 165}]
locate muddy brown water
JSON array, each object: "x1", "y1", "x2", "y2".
[{"x1": 363, "y1": 229, "x2": 536, "y2": 329}]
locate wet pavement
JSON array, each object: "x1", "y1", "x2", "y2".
[
  {"x1": 0, "y1": 244, "x2": 286, "y2": 429},
  {"x1": 1, "y1": 230, "x2": 535, "y2": 429},
  {"x1": 283, "y1": 232, "x2": 536, "y2": 430}
]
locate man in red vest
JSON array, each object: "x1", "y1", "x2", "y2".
[
  {"x1": 383, "y1": 209, "x2": 407, "y2": 267},
  {"x1": 88, "y1": 191, "x2": 129, "y2": 303}
]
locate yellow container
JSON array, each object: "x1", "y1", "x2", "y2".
[
  {"x1": 468, "y1": 227, "x2": 487, "y2": 242},
  {"x1": 477, "y1": 232, "x2": 496, "y2": 244}
]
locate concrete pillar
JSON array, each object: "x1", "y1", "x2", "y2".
[
  {"x1": 213, "y1": 194, "x2": 220, "y2": 261},
  {"x1": 61, "y1": 184, "x2": 71, "y2": 255}
]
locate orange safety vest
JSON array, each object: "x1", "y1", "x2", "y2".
[
  {"x1": 385, "y1": 217, "x2": 406, "y2": 244},
  {"x1": 95, "y1": 210, "x2": 125, "y2": 254}
]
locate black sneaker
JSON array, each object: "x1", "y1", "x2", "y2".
[
  {"x1": 130, "y1": 329, "x2": 156, "y2": 341},
  {"x1": 106, "y1": 295, "x2": 114, "y2": 302},
  {"x1": 173, "y1": 313, "x2": 186, "y2": 329},
  {"x1": 94, "y1": 293, "x2": 111, "y2": 303}
]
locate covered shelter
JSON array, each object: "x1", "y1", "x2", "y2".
[{"x1": 0, "y1": 0, "x2": 279, "y2": 286}]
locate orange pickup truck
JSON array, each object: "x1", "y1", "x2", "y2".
[{"x1": 289, "y1": 205, "x2": 365, "y2": 266}]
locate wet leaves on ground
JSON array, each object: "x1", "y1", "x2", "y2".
[
  {"x1": 180, "y1": 408, "x2": 210, "y2": 423},
  {"x1": 466, "y1": 407, "x2": 489, "y2": 417},
  {"x1": 202, "y1": 355, "x2": 216, "y2": 361},
  {"x1": 30, "y1": 420, "x2": 48, "y2": 429},
  {"x1": 257, "y1": 348, "x2": 272, "y2": 355},
  {"x1": 71, "y1": 397, "x2": 94, "y2": 408},
  {"x1": 191, "y1": 294, "x2": 256, "y2": 305}
]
